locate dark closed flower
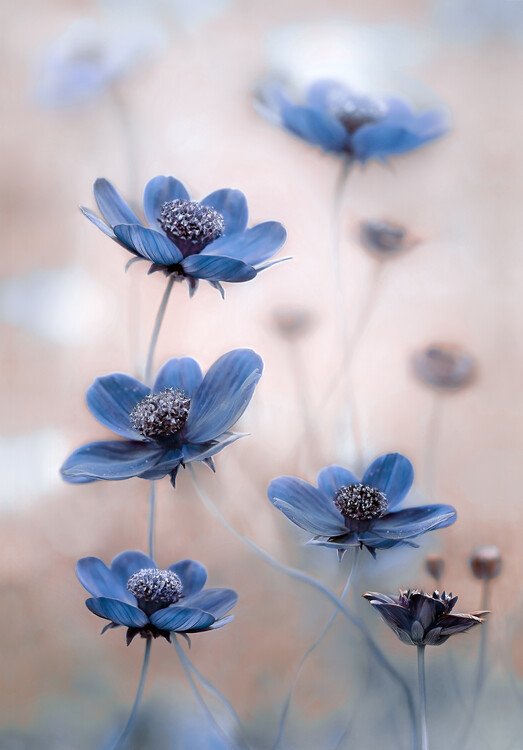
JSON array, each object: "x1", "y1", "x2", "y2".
[
  {"x1": 363, "y1": 589, "x2": 486, "y2": 646},
  {"x1": 425, "y1": 554, "x2": 445, "y2": 583},
  {"x1": 267, "y1": 453, "x2": 457, "y2": 557},
  {"x1": 358, "y1": 219, "x2": 419, "y2": 257},
  {"x1": 77, "y1": 550, "x2": 237, "y2": 644},
  {"x1": 61, "y1": 349, "x2": 263, "y2": 485},
  {"x1": 81, "y1": 176, "x2": 287, "y2": 296},
  {"x1": 470, "y1": 545, "x2": 502, "y2": 580},
  {"x1": 412, "y1": 344, "x2": 476, "y2": 391}
]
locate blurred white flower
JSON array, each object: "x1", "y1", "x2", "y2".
[{"x1": 101, "y1": 0, "x2": 231, "y2": 32}]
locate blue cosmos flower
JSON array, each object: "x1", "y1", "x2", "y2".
[
  {"x1": 267, "y1": 453, "x2": 456, "y2": 557},
  {"x1": 81, "y1": 175, "x2": 287, "y2": 296},
  {"x1": 61, "y1": 349, "x2": 262, "y2": 486},
  {"x1": 256, "y1": 78, "x2": 447, "y2": 163},
  {"x1": 77, "y1": 550, "x2": 237, "y2": 644}
]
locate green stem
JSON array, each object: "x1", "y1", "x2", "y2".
[
  {"x1": 147, "y1": 481, "x2": 156, "y2": 559},
  {"x1": 144, "y1": 275, "x2": 176, "y2": 387},
  {"x1": 417, "y1": 646, "x2": 428, "y2": 750},
  {"x1": 110, "y1": 638, "x2": 152, "y2": 750}
]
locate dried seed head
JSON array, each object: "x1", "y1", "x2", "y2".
[
  {"x1": 425, "y1": 554, "x2": 445, "y2": 582},
  {"x1": 359, "y1": 219, "x2": 418, "y2": 256},
  {"x1": 470, "y1": 545, "x2": 502, "y2": 580},
  {"x1": 159, "y1": 199, "x2": 224, "y2": 253},
  {"x1": 127, "y1": 568, "x2": 183, "y2": 604},
  {"x1": 412, "y1": 344, "x2": 476, "y2": 391},
  {"x1": 333, "y1": 483, "x2": 388, "y2": 520},
  {"x1": 130, "y1": 388, "x2": 190, "y2": 439},
  {"x1": 272, "y1": 307, "x2": 314, "y2": 340}
]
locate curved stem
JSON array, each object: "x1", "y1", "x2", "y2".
[
  {"x1": 144, "y1": 275, "x2": 176, "y2": 387},
  {"x1": 172, "y1": 636, "x2": 238, "y2": 749},
  {"x1": 330, "y1": 156, "x2": 353, "y2": 350},
  {"x1": 417, "y1": 645, "x2": 428, "y2": 750},
  {"x1": 110, "y1": 638, "x2": 152, "y2": 750},
  {"x1": 189, "y1": 467, "x2": 416, "y2": 749},
  {"x1": 147, "y1": 481, "x2": 156, "y2": 559},
  {"x1": 272, "y1": 548, "x2": 360, "y2": 750}
]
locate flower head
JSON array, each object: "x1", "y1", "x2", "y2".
[
  {"x1": 470, "y1": 545, "x2": 502, "y2": 580},
  {"x1": 412, "y1": 344, "x2": 476, "y2": 391},
  {"x1": 271, "y1": 306, "x2": 315, "y2": 341},
  {"x1": 81, "y1": 176, "x2": 287, "y2": 296},
  {"x1": 256, "y1": 78, "x2": 447, "y2": 162},
  {"x1": 363, "y1": 589, "x2": 486, "y2": 646},
  {"x1": 358, "y1": 219, "x2": 419, "y2": 257},
  {"x1": 77, "y1": 550, "x2": 237, "y2": 644},
  {"x1": 61, "y1": 348, "x2": 263, "y2": 485},
  {"x1": 267, "y1": 453, "x2": 456, "y2": 557}
]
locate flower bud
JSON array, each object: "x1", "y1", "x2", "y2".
[
  {"x1": 470, "y1": 546, "x2": 502, "y2": 580},
  {"x1": 425, "y1": 554, "x2": 445, "y2": 582}
]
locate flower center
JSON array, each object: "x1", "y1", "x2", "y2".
[
  {"x1": 127, "y1": 568, "x2": 183, "y2": 605},
  {"x1": 129, "y1": 388, "x2": 190, "y2": 439},
  {"x1": 334, "y1": 100, "x2": 385, "y2": 135},
  {"x1": 159, "y1": 199, "x2": 225, "y2": 255},
  {"x1": 333, "y1": 483, "x2": 388, "y2": 520}
]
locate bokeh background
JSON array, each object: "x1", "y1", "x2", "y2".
[{"x1": 2, "y1": 0, "x2": 522, "y2": 747}]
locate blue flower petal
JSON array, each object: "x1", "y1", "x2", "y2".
[
  {"x1": 267, "y1": 477, "x2": 346, "y2": 536},
  {"x1": 281, "y1": 104, "x2": 348, "y2": 152},
  {"x1": 113, "y1": 224, "x2": 182, "y2": 265},
  {"x1": 86, "y1": 373, "x2": 149, "y2": 440},
  {"x1": 153, "y1": 357, "x2": 203, "y2": 398},
  {"x1": 362, "y1": 453, "x2": 414, "y2": 509},
  {"x1": 201, "y1": 222, "x2": 287, "y2": 267},
  {"x1": 150, "y1": 606, "x2": 216, "y2": 632},
  {"x1": 137, "y1": 449, "x2": 182, "y2": 479},
  {"x1": 80, "y1": 207, "x2": 116, "y2": 238},
  {"x1": 201, "y1": 188, "x2": 248, "y2": 235},
  {"x1": 316, "y1": 465, "x2": 360, "y2": 498},
  {"x1": 86, "y1": 597, "x2": 149, "y2": 627},
  {"x1": 110, "y1": 550, "x2": 156, "y2": 591},
  {"x1": 182, "y1": 588, "x2": 237, "y2": 619},
  {"x1": 371, "y1": 504, "x2": 457, "y2": 540},
  {"x1": 76, "y1": 557, "x2": 129, "y2": 600},
  {"x1": 61, "y1": 440, "x2": 166, "y2": 482},
  {"x1": 93, "y1": 178, "x2": 140, "y2": 227},
  {"x1": 169, "y1": 560, "x2": 207, "y2": 597},
  {"x1": 181, "y1": 432, "x2": 244, "y2": 464},
  {"x1": 352, "y1": 111, "x2": 446, "y2": 161},
  {"x1": 306, "y1": 79, "x2": 352, "y2": 110},
  {"x1": 180, "y1": 254, "x2": 257, "y2": 282},
  {"x1": 143, "y1": 175, "x2": 190, "y2": 229},
  {"x1": 185, "y1": 349, "x2": 262, "y2": 443},
  {"x1": 208, "y1": 615, "x2": 234, "y2": 630}
]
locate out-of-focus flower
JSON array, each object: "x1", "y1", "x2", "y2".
[
  {"x1": 255, "y1": 79, "x2": 447, "y2": 163},
  {"x1": 34, "y1": 18, "x2": 164, "y2": 108},
  {"x1": 271, "y1": 306, "x2": 315, "y2": 341},
  {"x1": 61, "y1": 349, "x2": 263, "y2": 485},
  {"x1": 77, "y1": 550, "x2": 237, "y2": 644},
  {"x1": 363, "y1": 589, "x2": 485, "y2": 646},
  {"x1": 470, "y1": 545, "x2": 502, "y2": 580},
  {"x1": 412, "y1": 344, "x2": 476, "y2": 391},
  {"x1": 82, "y1": 176, "x2": 287, "y2": 296},
  {"x1": 425, "y1": 554, "x2": 445, "y2": 583},
  {"x1": 267, "y1": 453, "x2": 456, "y2": 557},
  {"x1": 358, "y1": 219, "x2": 419, "y2": 258}
]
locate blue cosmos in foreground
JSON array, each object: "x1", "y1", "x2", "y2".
[
  {"x1": 256, "y1": 78, "x2": 447, "y2": 163},
  {"x1": 81, "y1": 175, "x2": 287, "y2": 296},
  {"x1": 61, "y1": 349, "x2": 262, "y2": 486},
  {"x1": 77, "y1": 550, "x2": 237, "y2": 644},
  {"x1": 267, "y1": 453, "x2": 456, "y2": 557}
]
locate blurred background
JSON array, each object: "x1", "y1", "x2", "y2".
[{"x1": 2, "y1": 0, "x2": 522, "y2": 747}]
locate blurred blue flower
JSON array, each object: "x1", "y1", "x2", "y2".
[
  {"x1": 256, "y1": 79, "x2": 447, "y2": 162},
  {"x1": 267, "y1": 453, "x2": 456, "y2": 557},
  {"x1": 77, "y1": 550, "x2": 237, "y2": 644},
  {"x1": 61, "y1": 349, "x2": 262, "y2": 485},
  {"x1": 82, "y1": 176, "x2": 287, "y2": 296}
]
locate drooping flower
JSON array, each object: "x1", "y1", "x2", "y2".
[
  {"x1": 77, "y1": 550, "x2": 237, "y2": 644},
  {"x1": 267, "y1": 453, "x2": 456, "y2": 557},
  {"x1": 363, "y1": 589, "x2": 485, "y2": 646},
  {"x1": 255, "y1": 78, "x2": 447, "y2": 162},
  {"x1": 412, "y1": 344, "x2": 476, "y2": 391},
  {"x1": 470, "y1": 545, "x2": 502, "y2": 580},
  {"x1": 358, "y1": 219, "x2": 419, "y2": 258},
  {"x1": 81, "y1": 176, "x2": 287, "y2": 296},
  {"x1": 61, "y1": 349, "x2": 262, "y2": 485}
]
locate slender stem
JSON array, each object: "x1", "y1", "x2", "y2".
[
  {"x1": 272, "y1": 548, "x2": 360, "y2": 750},
  {"x1": 110, "y1": 638, "x2": 152, "y2": 750},
  {"x1": 330, "y1": 156, "x2": 353, "y2": 350},
  {"x1": 417, "y1": 645, "x2": 428, "y2": 750},
  {"x1": 144, "y1": 275, "x2": 176, "y2": 387},
  {"x1": 147, "y1": 481, "x2": 156, "y2": 559},
  {"x1": 172, "y1": 636, "x2": 238, "y2": 749},
  {"x1": 110, "y1": 85, "x2": 140, "y2": 198},
  {"x1": 189, "y1": 467, "x2": 417, "y2": 750},
  {"x1": 423, "y1": 394, "x2": 443, "y2": 499},
  {"x1": 332, "y1": 659, "x2": 373, "y2": 750}
]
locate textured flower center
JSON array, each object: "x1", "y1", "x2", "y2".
[
  {"x1": 129, "y1": 388, "x2": 190, "y2": 439},
  {"x1": 335, "y1": 102, "x2": 385, "y2": 134},
  {"x1": 127, "y1": 568, "x2": 183, "y2": 604},
  {"x1": 159, "y1": 199, "x2": 225, "y2": 253},
  {"x1": 333, "y1": 483, "x2": 388, "y2": 520}
]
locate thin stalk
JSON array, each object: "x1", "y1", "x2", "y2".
[
  {"x1": 147, "y1": 481, "x2": 156, "y2": 559},
  {"x1": 189, "y1": 467, "x2": 416, "y2": 750},
  {"x1": 423, "y1": 394, "x2": 443, "y2": 499},
  {"x1": 330, "y1": 156, "x2": 353, "y2": 351},
  {"x1": 110, "y1": 638, "x2": 152, "y2": 750},
  {"x1": 272, "y1": 548, "x2": 360, "y2": 750},
  {"x1": 172, "y1": 636, "x2": 238, "y2": 749},
  {"x1": 144, "y1": 275, "x2": 176, "y2": 387},
  {"x1": 417, "y1": 645, "x2": 428, "y2": 750}
]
